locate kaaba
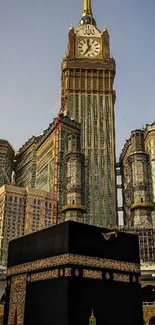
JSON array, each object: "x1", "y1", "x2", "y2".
[{"x1": 4, "y1": 221, "x2": 143, "y2": 325}]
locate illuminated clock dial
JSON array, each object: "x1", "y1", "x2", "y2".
[{"x1": 77, "y1": 38, "x2": 101, "y2": 58}]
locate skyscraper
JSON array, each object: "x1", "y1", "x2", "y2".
[{"x1": 61, "y1": 0, "x2": 118, "y2": 226}]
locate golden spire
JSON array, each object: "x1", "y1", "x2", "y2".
[
  {"x1": 82, "y1": 0, "x2": 92, "y2": 16},
  {"x1": 78, "y1": 0, "x2": 96, "y2": 27}
]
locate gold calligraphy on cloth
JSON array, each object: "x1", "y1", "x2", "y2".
[
  {"x1": 8, "y1": 275, "x2": 27, "y2": 325},
  {"x1": 7, "y1": 254, "x2": 140, "y2": 277}
]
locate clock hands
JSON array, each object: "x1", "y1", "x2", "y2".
[
  {"x1": 78, "y1": 38, "x2": 100, "y2": 57},
  {"x1": 83, "y1": 39, "x2": 91, "y2": 55},
  {"x1": 87, "y1": 39, "x2": 90, "y2": 47},
  {"x1": 83, "y1": 47, "x2": 89, "y2": 55}
]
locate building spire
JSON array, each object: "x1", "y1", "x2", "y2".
[
  {"x1": 78, "y1": 0, "x2": 96, "y2": 27},
  {"x1": 82, "y1": 0, "x2": 92, "y2": 17}
]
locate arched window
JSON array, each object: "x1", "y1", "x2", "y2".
[{"x1": 142, "y1": 285, "x2": 155, "y2": 303}]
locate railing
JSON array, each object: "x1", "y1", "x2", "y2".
[{"x1": 143, "y1": 302, "x2": 155, "y2": 306}]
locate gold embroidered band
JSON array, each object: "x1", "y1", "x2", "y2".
[{"x1": 7, "y1": 253, "x2": 140, "y2": 277}]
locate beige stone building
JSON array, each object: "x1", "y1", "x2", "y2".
[{"x1": 0, "y1": 185, "x2": 52, "y2": 264}]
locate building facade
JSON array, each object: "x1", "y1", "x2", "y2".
[
  {"x1": 62, "y1": 133, "x2": 86, "y2": 221},
  {"x1": 120, "y1": 127, "x2": 154, "y2": 227},
  {"x1": 60, "y1": 0, "x2": 118, "y2": 226},
  {"x1": 15, "y1": 114, "x2": 82, "y2": 224},
  {"x1": 120, "y1": 123, "x2": 155, "y2": 323},
  {"x1": 0, "y1": 185, "x2": 52, "y2": 264},
  {"x1": 0, "y1": 115, "x2": 83, "y2": 263},
  {"x1": 0, "y1": 140, "x2": 14, "y2": 188},
  {"x1": 144, "y1": 122, "x2": 155, "y2": 208}
]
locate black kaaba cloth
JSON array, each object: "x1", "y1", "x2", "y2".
[{"x1": 4, "y1": 221, "x2": 143, "y2": 325}]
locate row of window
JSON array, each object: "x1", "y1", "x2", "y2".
[{"x1": 5, "y1": 196, "x2": 24, "y2": 204}]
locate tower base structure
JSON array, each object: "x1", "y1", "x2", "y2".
[{"x1": 4, "y1": 221, "x2": 143, "y2": 325}]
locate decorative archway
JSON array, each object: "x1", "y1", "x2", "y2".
[
  {"x1": 142, "y1": 285, "x2": 155, "y2": 302},
  {"x1": 143, "y1": 306, "x2": 155, "y2": 325}
]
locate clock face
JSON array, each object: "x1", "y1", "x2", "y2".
[{"x1": 77, "y1": 38, "x2": 101, "y2": 58}]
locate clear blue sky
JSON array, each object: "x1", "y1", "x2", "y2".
[{"x1": 0, "y1": 0, "x2": 155, "y2": 160}]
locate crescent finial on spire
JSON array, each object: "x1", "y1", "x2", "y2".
[{"x1": 78, "y1": 0, "x2": 96, "y2": 27}]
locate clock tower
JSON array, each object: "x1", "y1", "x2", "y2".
[{"x1": 61, "y1": 0, "x2": 118, "y2": 226}]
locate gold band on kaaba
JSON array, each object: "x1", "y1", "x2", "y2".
[{"x1": 7, "y1": 253, "x2": 140, "y2": 278}]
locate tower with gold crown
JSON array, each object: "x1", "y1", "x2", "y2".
[{"x1": 61, "y1": 0, "x2": 118, "y2": 227}]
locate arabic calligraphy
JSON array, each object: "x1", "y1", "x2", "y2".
[{"x1": 83, "y1": 25, "x2": 95, "y2": 36}]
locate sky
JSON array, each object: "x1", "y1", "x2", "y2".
[{"x1": 0, "y1": 0, "x2": 155, "y2": 161}]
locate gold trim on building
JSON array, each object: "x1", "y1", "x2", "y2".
[
  {"x1": 130, "y1": 202, "x2": 154, "y2": 210},
  {"x1": 61, "y1": 204, "x2": 86, "y2": 212}
]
